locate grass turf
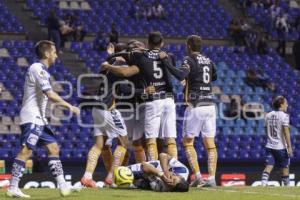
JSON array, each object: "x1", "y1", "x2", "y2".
[{"x1": 1, "y1": 187, "x2": 300, "y2": 200}]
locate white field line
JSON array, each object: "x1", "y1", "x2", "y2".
[{"x1": 200, "y1": 188, "x2": 300, "y2": 199}]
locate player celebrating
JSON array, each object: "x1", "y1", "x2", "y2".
[
  {"x1": 128, "y1": 153, "x2": 189, "y2": 192},
  {"x1": 80, "y1": 44, "x2": 129, "y2": 187},
  {"x1": 102, "y1": 31, "x2": 178, "y2": 161},
  {"x1": 159, "y1": 35, "x2": 218, "y2": 187},
  {"x1": 6, "y1": 40, "x2": 80, "y2": 198},
  {"x1": 261, "y1": 96, "x2": 293, "y2": 186}
]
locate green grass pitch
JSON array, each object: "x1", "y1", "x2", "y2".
[{"x1": 1, "y1": 187, "x2": 300, "y2": 200}]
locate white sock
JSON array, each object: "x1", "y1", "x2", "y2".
[
  {"x1": 56, "y1": 175, "x2": 66, "y2": 187},
  {"x1": 84, "y1": 172, "x2": 93, "y2": 179},
  {"x1": 208, "y1": 176, "x2": 215, "y2": 181},
  {"x1": 195, "y1": 172, "x2": 202, "y2": 179}
]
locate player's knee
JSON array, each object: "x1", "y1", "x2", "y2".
[
  {"x1": 182, "y1": 138, "x2": 193, "y2": 148},
  {"x1": 48, "y1": 145, "x2": 60, "y2": 156},
  {"x1": 166, "y1": 138, "x2": 176, "y2": 145},
  {"x1": 17, "y1": 146, "x2": 32, "y2": 160}
]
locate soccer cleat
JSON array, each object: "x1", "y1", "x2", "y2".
[
  {"x1": 197, "y1": 179, "x2": 217, "y2": 188},
  {"x1": 190, "y1": 177, "x2": 204, "y2": 187},
  {"x1": 6, "y1": 187, "x2": 31, "y2": 198},
  {"x1": 60, "y1": 183, "x2": 81, "y2": 197},
  {"x1": 81, "y1": 177, "x2": 97, "y2": 188}
]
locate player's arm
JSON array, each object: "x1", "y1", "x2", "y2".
[
  {"x1": 101, "y1": 61, "x2": 140, "y2": 77},
  {"x1": 141, "y1": 162, "x2": 172, "y2": 184},
  {"x1": 32, "y1": 66, "x2": 80, "y2": 115},
  {"x1": 159, "y1": 52, "x2": 190, "y2": 81},
  {"x1": 283, "y1": 127, "x2": 293, "y2": 157},
  {"x1": 282, "y1": 114, "x2": 292, "y2": 157},
  {"x1": 45, "y1": 90, "x2": 80, "y2": 115},
  {"x1": 211, "y1": 62, "x2": 217, "y2": 81}
]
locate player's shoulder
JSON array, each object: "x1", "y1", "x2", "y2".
[{"x1": 29, "y1": 63, "x2": 46, "y2": 72}]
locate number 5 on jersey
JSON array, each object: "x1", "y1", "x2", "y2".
[{"x1": 153, "y1": 61, "x2": 163, "y2": 79}]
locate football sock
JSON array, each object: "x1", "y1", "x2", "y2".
[
  {"x1": 282, "y1": 175, "x2": 290, "y2": 186},
  {"x1": 110, "y1": 145, "x2": 127, "y2": 173},
  {"x1": 183, "y1": 143, "x2": 200, "y2": 174},
  {"x1": 133, "y1": 145, "x2": 146, "y2": 163},
  {"x1": 166, "y1": 138, "x2": 178, "y2": 158},
  {"x1": 85, "y1": 145, "x2": 101, "y2": 176},
  {"x1": 102, "y1": 146, "x2": 112, "y2": 172},
  {"x1": 146, "y1": 140, "x2": 158, "y2": 160},
  {"x1": 48, "y1": 156, "x2": 66, "y2": 186},
  {"x1": 10, "y1": 159, "x2": 25, "y2": 189},
  {"x1": 207, "y1": 147, "x2": 218, "y2": 177},
  {"x1": 122, "y1": 151, "x2": 130, "y2": 166},
  {"x1": 261, "y1": 171, "x2": 270, "y2": 186}
]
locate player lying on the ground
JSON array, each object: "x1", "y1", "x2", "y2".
[{"x1": 120, "y1": 153, "x2": 189, "y2": 192}]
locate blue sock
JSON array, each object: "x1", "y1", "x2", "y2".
[
  {"x1": 10, "y1": 159, "x2": 25, "y2": 189},
  {"x1": 48, "y1": 157, "x2": 65, "y2": 186}
]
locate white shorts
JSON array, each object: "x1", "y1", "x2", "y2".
[
  {"x1": 144, "y1": 98, "x2": 177, "y2": 139},
  {"x1": 92, "y1": 107, "x2": 127, "y2": 138},
  {"x1": 121, "y1": 104, "x2": 145, "y2": 141},
  {"x1": 183, "y1": 105, "x2": 216, "y2": 138}
]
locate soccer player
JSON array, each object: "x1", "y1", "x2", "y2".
[
  {"x1": 6, "y1": 40, "x2": 80, "y2": 198},
  {"x1": 261, "y1": 96, "x2": 292, "y2": 186},
  {"x1": 160, "y1": 35, "x2": 218, "y2": 187},
  {"x1": 80, "y1": 44, "x2": 129, "y2": 187},
  {"x1": 128, "y1": 153, "x2": 189, "y2": 192},
  {"x1": 102, "y1": 31, "x2": 178, "y2": 161}
]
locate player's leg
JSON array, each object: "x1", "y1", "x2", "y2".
[
  {"x1": 261, "y1": 148, "x2": 274, "y2": 186},
  {"x1": 182, "y1": 137, "x2": 202, "y2": 186},
  {"x1": 81, "y1": 135, "x2": 104, "y2": 187},
  {"x1": 199, "y1": 106, "x2": 217, "y2": 187},
  {"x1": 102, "y1": 140, "x2": 113, "y2": 172},
  {"x1": 202, "y1": 137, "x2": 217, "y2": 186},
  {"x1": 133, "y1": 139, "x2": 146, "y2": 163},
  {"x1": 280, "y1": 149, "x2": 290, "y2": 186},
  {"x1": 182, "y1": 106, "x2": 203, "y2": 187},
  {"x1": 281, "y1": 167, "x2": 290, "y2": 186},
  {"x1": 7, "y1": 146, "x2": 32, "y2": 198},
  {"x1": 261, "y1": 165, "x2": 273, "y2": 186},
  {"x1": 144, "y1": 100, "x2": 164, "y2": 161},
  {"x1": 166, "y1": 138, "x2": 177, "y2": 158},
  {"x1": 7, "y1": 123, "x2": 40, "y2": 198},
  {"x1": 45, "y1": 142, "x2": 80, "y2": 196},
  {"x1": 105, "y1": 135, "x2": 128, "y2": 185},
  {"x1": 161, "y1": 98, "x2": 177, "y2": 158}
]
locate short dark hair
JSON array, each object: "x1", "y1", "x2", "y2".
[
  {"x1": 172, "y1": 178, "x2": 189, "y2": 192},
  {"x1": 148, "y1": 31, "x2": 163, "y2": 46},
  {"x1": 187, "y1": 35, "x2": 202, "y2": 52},
  {"x1": 115, "y1": 42, "x2": 127, "y2": 53},
  {"x1": 35, "y1": 40, "x2": 55, "y2": 59},
  {"x1": 272, "y1": 96, "x2": 286, "y2": 110},
  {"x1": 127, "y1": 39, "x2": 144, "y2": 51}
]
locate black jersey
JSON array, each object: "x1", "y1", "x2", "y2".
[
  {"x1": 95, "y1": 60, "x2": 126, "y2": 110},
  {"x1": 183, "y1": 53, "x2": 217, "y2": 107},
  {"x1": 128, "y1": 49, "x2": 172, "y2": 94}
]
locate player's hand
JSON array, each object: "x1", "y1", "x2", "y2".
[
  {"x1": 161, "y1": 174, "x2": 172, "y2": 184},
  {"x1": 145, "y1": 86, "x2": 156, "y2": 94},
  {"x1": 107, "y1": 43, "x2": 115, "y2": 55},
  {"x1": 101, "y1": 61, "x2": 110, "y2": 70},
  {"x1": 287, "y1": 146, "x2": 293, "y2": 157},
  {"x1": 71, "y1": 106, "x2": 80, "y2": 116},
  {"x1": 159, "y1": 51, "x2": 168, "y2": 59},
  {"x1": 181, "y1": 79, "x2": 186, "y2": 86},
  {"x1": 115, "y1": 56, "x2": 126, "y2": 62}
]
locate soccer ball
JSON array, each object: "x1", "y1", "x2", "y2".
[{"x1": 113, "y1": 166, "x2": 134, "y2": 187}]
